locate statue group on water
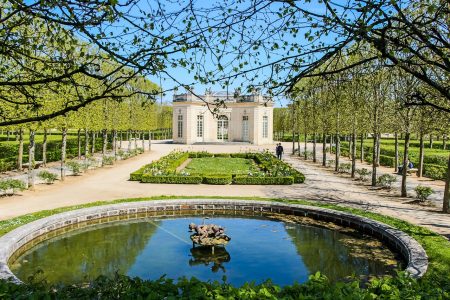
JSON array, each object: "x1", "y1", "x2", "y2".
[{"x1": 188, "y1": 222, "x2": 231, "y2": 247}]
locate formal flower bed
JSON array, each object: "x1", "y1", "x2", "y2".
[{"x1": 130, "y1": 151, "x2": 305, "y2": 185}]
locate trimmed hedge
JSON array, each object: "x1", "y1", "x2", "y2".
[
  {"x1": 188, "y1": 151, "x2": 213, "y2": 158},
  {"x1": 133, "y1": 151, "x2": 305, "y2": 185},
  {"x1": 141, "y1": 174, "x2": 202, "y2": 184},
  {"x1": 423, "y1": 164, "x2": 448, "y2": 180},
  {"x1": 129, "y1": 164, "x2": 151, "y2": 181},
  {"x1": 202, "y1": 175, "x2": 232, "y2": 185},
  {"x1": 213, "y1": 153, "x2": 231, "y2": 158},
  {"x1": 291, "y1": 170, "x2": 306, "y2": 183},
  {"x1": 0, "y1": 136, "x2": 108, "y2": 171},
  {"x1": 338, "y1": 144, "x2": 448, "y2": 180},
  {"x1": 379, "y1": 155, "x2": 395, "y2": 167},
  {"x1": 130, "y1": 151, "x2": 189, "y2": 181},
  {"x1": 234, "y1": 175, "x2": 294, "y2": 185}
]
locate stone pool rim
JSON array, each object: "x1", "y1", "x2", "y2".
[{"x1": 0, "y1": 199, "x2": 428, "y2": 283}]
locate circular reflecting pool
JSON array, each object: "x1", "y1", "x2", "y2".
[{"x1": 9, "y1": 214, "x2": 401, "y2": 286}]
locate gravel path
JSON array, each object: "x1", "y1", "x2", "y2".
[{"x1": 0, "y1": 141, "x2": 448, "y2": 239}]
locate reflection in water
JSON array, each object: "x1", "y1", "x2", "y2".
[
  {"x1": 10, "y1": 215, "x2": 401, "y2": 286},
  {"x1": 10, "y1": 221, "x2": 158, "y2": 283},
  {"x1": 189, "y1": 246, "x2": 231, "y2": 273}
]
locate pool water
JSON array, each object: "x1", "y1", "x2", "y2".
[{"x1": 10, "y1": 215, "x2": 400, "y2": 286}]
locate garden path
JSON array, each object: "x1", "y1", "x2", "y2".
[{"x1": 0, "y1": 141, "x2": 448, "y2": 239}]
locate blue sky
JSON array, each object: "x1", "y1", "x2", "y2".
[{"x1": 93, "y1": 0, "x2": 332, "y2": 108}]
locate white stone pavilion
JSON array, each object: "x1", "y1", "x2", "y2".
[{"x1": 172, "y1": 90, "x2": 273, "y2": 145}]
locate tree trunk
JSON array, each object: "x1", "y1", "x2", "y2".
[
  {"x1": 360, "y1": 134, "x2": 364, "y2": 163},
  {"x1": 348, "y1": 136, "x2": 352, "y2": 159},
  {"x1": 297, "y1": 132, "x2": 301, "y2": 157},
  {"x1": 329, "y1": 135, "x2": 333, "y2": 154},
  {"x1": 141, "y1": 131, "x2": 145, "y2": 150},
  {"x1": 335, "y1": 133, "x2": 340, "y2": 172},
  {"x1": 91, "y1": 131, "x2": 96, "y2": 154},
  {"x1": 128, "y1": 130, "x2": 132, "y2": 152},
  {"x1": 291, "y1": 130, "x2": 295, "y2": 154},
  {"x1": 17, "y1": 128, "x2": 24, "y2": 170},
  {"x1": 102, "y1": 129, "x2": 107, "y2": 156},
  {"x1": 312, "y1": 133, "x2": 317, "y2": 163},
  {"x1": 371, "y1": 133, "x2": 378, "y2": 187},
  {"x1": 119, "y1": 131, "x2": 123, "y2": 149},
  {"x1": 148, "y1": 130, "x2": 152, "y2": 151},
  {"x1": 376, "y1": 133, "x2": 381, "y2": 166},
  {"x1": 6, "y1": 131, "x2": 10, "y2": 141},
  {"x1": 42, "y1": 129, "x2": 47, "y2": 167},
  {"x1": 429, "y1": 134, "x2": 433, "y2": 149},
  {"x1": 61, "y1": 128, "x2": 67, "y2": 181},
  {"x1": 77, "y1": 129, "x2": 81, "y2": 160},
  {"x1": 84, "y1": 129, "x2": 89, "y2": 158},
  {"x1": 304, "y1": 133, "x2": 307, "y2": 160},
  {"x1": 401, "y1": 132, "x2": 411, "y2": 197},
  {"x1": 134, "y1": 130, "x2": 138, "y2": 149},
  {"x1": 322, "y1": 133, "x2": 327, "y2": 166},
  {"x1": 418, "y1": 131, "x2": 424, "y2": 177},
  {"x1": 28, "y1": 129, "x2": 35, "y2": 189},
  {"x1": 351, "y1": 131, "x2": 356, "y2": 178},
  {"x1": 113, "y1": 130, "x2": 117, "y2": 159},
  {"x1": 443, "y1": 135, "x2": 447, "y2": 150},
  {"x1": 443, "y1": 152, "x2": 450, "y2": 213},
  {"x1": 394, "y1": 132, "x2": 399, "y2": 173}
]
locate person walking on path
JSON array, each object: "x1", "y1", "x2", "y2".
[{"x1": 276, "y1": 143, "x2": 284, "y2": 159}]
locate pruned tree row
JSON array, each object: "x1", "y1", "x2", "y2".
[{"x1": 283, "y1": 50, "x2": 450, "y2": 213}]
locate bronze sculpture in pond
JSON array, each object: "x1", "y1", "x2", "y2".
[{"x1": 188, "y1": 223, "x2": 231, "y2": 247}]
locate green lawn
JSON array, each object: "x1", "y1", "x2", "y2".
[{"x1": 182, "y1": 157, "x2": 256, "y2": 175}]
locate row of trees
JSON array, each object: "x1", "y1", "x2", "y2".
[
  {"x1": 2, "y1": 74, "x2": 173, "y2": 188},
  {"x1": 284, "y1": 49, "x2": 450, "y2": 213}
]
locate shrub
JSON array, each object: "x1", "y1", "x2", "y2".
[
  {"x1": 129, "y1": 165, "x2": 150, "y2": 181},
  {"x1": 300, "y1": 151, "x2": 313, "y2": 160},
  {"x1": 213, "y1": 153, "x2": 231, "y2": 158},
  {"x1": 423, "y1": 164, "x2": 447, "y2": 180},
  {"x1": 230, "y1": 153, "x2": 252, "y2": 159},
  {"x1": 234, "y1": 176, "x2": 294, "y2": 185},
  {"x1": 338, "y1": 163, "x2": 351, "y2": 173},
  {"x1": 37, "y1": 170, "x2": 58, "y2": 184},
  {"x1": 0, "y1": 179, "x2": 26, "y2": 195},
  {"x1": 202, "y1": 175, "x2": 232, "y2": 185},
  {"x1": 133, "y1": 151, "x2": 305, "y2": 185},
  {"x1": 87, "y1": 156, "x2": 99, "y2": 168},
  {"x1": 0, "y1": 159, "x2": 15, "y2": 173},
  {"x1": 414, "y1": 185, "x2": 434, "y2": 202},
  {"x1": 102, "y1": 156, "x2": 115, "y2": 166},
  {"x1": 141, "y1": 174, "x2": 202, "y2": 184},
  {"x1": 377, "y1": 174, "x2": 397, "y2": 188},
  {"x1": 66, "y1": 161, "x2": 82, "y2": 175},
  {"x1": 379, "y1": 155, "x2": 395, "y2": 167},
  {"x1": 189, "y1": 151, "x2": 213, "y2": 158},
  {"x1": 355, "y1": 168, "x2": 371, "y2": 181}
]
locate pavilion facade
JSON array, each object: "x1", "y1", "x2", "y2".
[{"x1": 172, "y1": 90, "x2": 273, "y2": 145}]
